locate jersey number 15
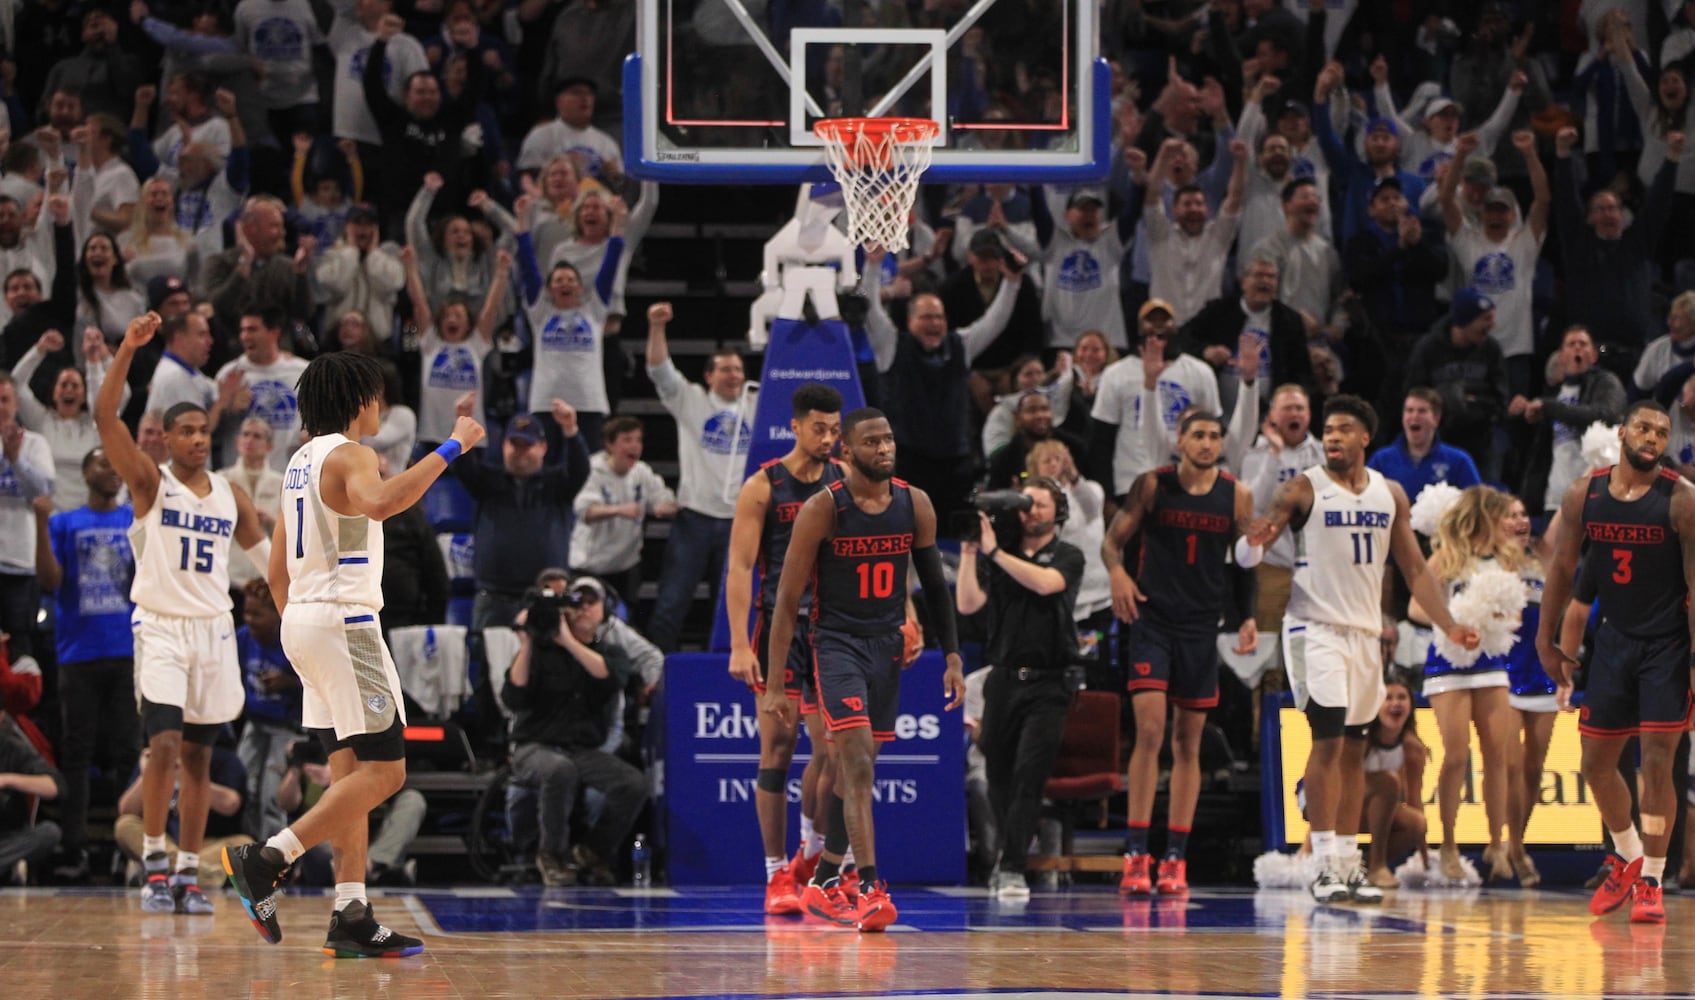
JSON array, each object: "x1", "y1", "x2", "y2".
[{"x1": 178, "y1": 537, "x2": 214, "y2": 574}]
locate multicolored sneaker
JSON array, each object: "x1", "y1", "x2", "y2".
[
  {"x1": 1119, "y1": 854, "x2": 1154, "y2": 896},
  {"x1": 1631, "y1": 876, "x2": 1667, "y2": 924},
  {"x1": 1590, "y1": 853, "x2": 1644, "y2": 916},
  {"x1": 1155, "y1": 858, "x2": 1189, "y2": 895},
  {"x1": 856, "y1": 881, "x2": 897, "y2": 932},
  {"x1": 222, "y1": 844, "x2": 290, "y2": 943},
  {"x1": 1310, "y1": 865, "x2": 1348, "y2": 904},
  {"x1": 764, "y1": 866, "x2": 802, "y2": 915},
  {"x1": 323, "y1": 901, "x2": 425, "y2": 958},
  {"x1": 839, "y1": 866, "x2": 860, "y2": 904},
  {"x1": 801, "y1": 880, "x2": 858, "y2": 927}
]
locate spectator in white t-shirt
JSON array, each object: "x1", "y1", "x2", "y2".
[
  {"x1": 328, "y1": 0, "x2": 428, "y2": 148},
  {"x1": 401, "y1": 242, "x2": 506, "y2": 448},
  {"x1": 516, "y1": 78, "x2": 624, "y2": 185},
  {"x1": 1143, "y1": 137, "x2": 1248, "y2": 325},
  {"x1": 1036, "y1": 187, "x2": 1135, "y2": 351},
  {"x1": 1635, "y1": 291, "x2": 1695, "y2": 396},
  {"x1": 218, "y1": 416, "x2": 283, "y2": 588},
  {"x1": 212, "y1": 309, "x2": 309, "y2": 470},
  {"x1": 1439, "y1": 129, "x2": 1549, "y2": 399},
  {"x1": 68, "y1": 114, "x2": 139, "y2": 242},
  {"x1": 569, "y1": 415, "x2": 677, "y2": 610},
  {"x1": 0, "y1": 371, "x2": 56, "y2": 658},
  {"x1": 643, "y1": 302, "x2": 755, "y2": 652}
]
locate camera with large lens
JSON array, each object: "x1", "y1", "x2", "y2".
[
  {"x1": 523, "y1": 587, "x2": 571, "y2": 638},
  {"x1": 953, "y1": 488, "x2": 1034, "y2": 542}
]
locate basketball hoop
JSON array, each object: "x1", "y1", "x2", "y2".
[{"x1": 814, "y1": 117, "x2": 939, "y2": 253}]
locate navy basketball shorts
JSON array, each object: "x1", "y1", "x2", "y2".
[
  {"x1": 753, "y1": 612, "x2": 819, "y2": 715},
  {"x1": 1122, "y1": 620, "x2": 1220, "y2": 710},
  {"x1": 1579, "y1": 622, "x2": 1694, "y2": 739},
  {"x1": 812, "y1": 627, "x2": 904, "y2": 742}
]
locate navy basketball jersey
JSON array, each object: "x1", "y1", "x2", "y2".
[
  {"x1": 1134, "y1": 466, "x2": 1237, "y2": 633},
  {"x1": 1580, "y1": 467, "x2": 1689, "y2": 638},
  {"x1": 812, "y1": 478, "x2": 916, "y2": 636},
  {"x1": 759, "y1": 458, "x2": 845, "y2": 613}
]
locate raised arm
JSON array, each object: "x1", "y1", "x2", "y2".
[
  {"x1": 400, "y1": 244, "x2": 433, "y2": 332},
  {"x1": 761, "y1": 492, "x2": 834, "y2": 728},
  {"x1": 1220, "y1": 137, "x2": 1249, "y2": 217},
  {"x1": 1368, "y1": 57, "x2": 1415, "y2": 146},
  {"x1": 1476, "y1": 71, "x2": 1528, "y2": 153},
  {"x1": 33, "y1": 499, "x2": 61, "y2": 593},
  {"x1": 643, "y1": 300, "x2": 674, "y2": 370},
  {"x1": 857, "y1": 251, "x2": 899, "y2": 371},
  {"x1": 476, "y1": 248, "x2": 512, "y2": 340},
  {"x1": 724, "y1": 471, "x2": 770, "y2": 688},
  {"x1": 1513, "y1": 130, "x2": 1550, "y2": 241},
  {"x1": 94, "y1": 313, "x2": 164, "y2": 514},
  {"x1": 331, "y1": 415, "x2": 487, "y2": 521},
  {"x1": 1439, "y1": 131, "x2": 1479, "y2": 236},
  {"x1": 1553, "y1": 127, "x2": 1584, "y2": 248},
  {"x1": 959, "y1": 255, "x2": 1026, "y2": 365}
]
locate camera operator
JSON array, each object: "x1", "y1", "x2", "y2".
[
  {"x1": 955, "y1": 478, "x2": 1085, "y2": 900},
  {"x1": 501, "y1": 584, "x2": 648, "y2": 887}
]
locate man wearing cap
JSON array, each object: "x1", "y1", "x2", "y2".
[
  {"x1": 450, "y1": 397, "x2": 591, "y2": 631},
  {"x1": 1369, "y1": 54, "x2": 1526, "y2": 184},
  {"x1": 936, "y1": 229, "x2": 1046, "y2": 394},
  {"x1": 1090, "y1": 299, "x2": 1222, "y2": 500},
  {"x1": 1344, "y1": 175, "x2": 1448, "y2": 375},
  {"x1": 1440, "y1": 129, "x2": 1548, "y2": 399},
  {"x1": 1250, "y1": 177, "x2": 1347, "y2": 349},
  {"x1": 315, "y1": 204, "x2": 405, "y2": 340},
  {"x1": 1034, "y1": 188, "x2": 1136, "y2": 351},
  {"x1": 1404, "y1": 288, "x2": 1509, "y2": 477},
  {"x1": 502, "y1": 570, "x2": 648, "y2": 888},
  {"x1": 363, "y1": 31, "x2": 485, "y2": 232},
  {"x1": 517, "y1": 77, "x2": 624, "y2": 184},
  {"x1": 1312, "y1": 61, "x2": 1425, "y2": 243},
  {"x1": 1555, "y1": 125, "x2": 1683, "y2": 350}
]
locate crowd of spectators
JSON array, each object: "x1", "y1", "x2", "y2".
[{"x1": 7, "y1": 0, "x2": 1695, "y2": 887}]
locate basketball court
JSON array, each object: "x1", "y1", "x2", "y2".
[{"x1": 6, "y1": 884, "x2": 1695, "y2": 998}]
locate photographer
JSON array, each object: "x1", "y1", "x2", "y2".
[
  {"x1": 955, "y1": 478, "x2": 1085, "y2": 900},
  {"x1": 501, "y1": 583, "x2": 647, "y2": 888}
]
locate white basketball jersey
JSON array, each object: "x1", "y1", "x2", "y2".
[
  {"x1": 129, "y1": 465, "x2": 237, "y2": 618},
  {"x1": 1288, "y1": 465, "x2": 1397, "y2": 632},
  {"x1": 283, "y1": 434, "x2": 385, "y2": 610}
]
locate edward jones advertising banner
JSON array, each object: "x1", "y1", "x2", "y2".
[{"x1": 659, "y1": 651, "x2": 965, "y2": 884}]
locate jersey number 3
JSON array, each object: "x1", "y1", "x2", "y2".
[
  {"x1": 856, "y1": 561, "x2": 896, "y2": 599},
  {"x1": 1612, "y1": 548, "x2": 1633, "y2": 584}
]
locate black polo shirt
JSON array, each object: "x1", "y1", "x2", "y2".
[{"x1": 978, "y1": 536, "x2": 1084, "y2": 671}]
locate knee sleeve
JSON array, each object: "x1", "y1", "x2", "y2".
[
  {"x1": 1342, "y1": 722, "x2": 1371, "y2": 741},
  {"x1": 141, "y1": 699, "x2": 184, "y2": 741},
  {"x1": 1305, "y1": 702, "x2": 1346, "y2": 741},
  {"x1": 756, "y1": 768, "x2": 786, "y2": 794}
]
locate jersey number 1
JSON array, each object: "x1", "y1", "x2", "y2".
[
  {"x1": 856, "y1": 561, "x2": 896, "y2": 599},
  {"x1": 295, "y1": 498, "x2": 305, "y2": 558}
]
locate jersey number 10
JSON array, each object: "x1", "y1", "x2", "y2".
[{"x1": 855, "y1": 561, "x2": 896, "y2": 599}]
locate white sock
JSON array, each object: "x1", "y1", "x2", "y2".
[
  {"x1": 334, "y1": 882, "x2": 368, "y2": 912},
  {"x1": 1337, "y1": 835, "x2": 1358, "y2": 862},
  {"x1": 799, "y1": 813, "x2": 816, "y2": 855},
  {"x1": 142, "y1": 835, "x2": 168, "y2": 864},
  {"x1": 1644, "y1": 856, "x2": 1666, "y2": 881},
  {"x1": 267, "y1": 827, "x2": 307, "y2": 865},
  {"x1": 1311, "y1": 831, "x2": 1337, "y2": 868},
  {"x1": 1611, "y1": 826, "x2": 1644, "y2": 863},
  {"x1": 173, "y1": 851, "x2": 199, "y2": 878},
  {"x1": 806, "y1": 830, "x2": 826, "y2": 859},
  {"x1": 843, "y1": 847, "x2": 855, "y2": 868},
  {"x1": 765, "y1": 856, "x2": 786, "y2": 879}
]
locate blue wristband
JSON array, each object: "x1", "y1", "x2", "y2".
[{"x1": 433, "y1": 440, "x2": 463, "y2": 465}]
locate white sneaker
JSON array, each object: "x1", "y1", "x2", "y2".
[
  {"x1": 1310, "y1": 866, "x2": 1348, "y2": 903},
  {"x1": 991, "y1": 870, "x2": 1031, "y2": 900},
  {"x1": 1345, "y1": 862, "x2": 1384, "y2": 904}
]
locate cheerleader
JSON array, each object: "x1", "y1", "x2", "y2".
[
  {"x1": 1500, "y1": 495, "x2": 1553, "y2": 886},
  {"x1": 1410, "y1": 485, "x2": 1520, "y2": 881},
  {"x1": 1360, "y1": 675, "x2": 1430, "y2": 888}
]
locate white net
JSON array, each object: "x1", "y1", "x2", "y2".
[{"x1": 814, "y1": 118, "x2": 939, "y2": 253}]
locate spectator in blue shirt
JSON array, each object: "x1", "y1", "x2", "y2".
[
  {"x1": 1367, "y1": 387, "x2": 1483, "y2": 504},
  {"x1": 32, "y1": 447, "x2": 136, "y2": 879},
  {"x1": 233, "y1": 579, "x2": 300, "y2": 841}
]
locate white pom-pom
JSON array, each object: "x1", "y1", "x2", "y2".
[
  {"x1": 1409, "y1": 482, "x2": 1464, "y2": 537},
  {"x1": 1434, "y1": 564, "x2": 1527, "y2": 666},
  {"x1": 1393, "y1": 850, "x2": 1482, "y2": 890},
  {"x1": 1254, "y1": 850, "x2": 1325, "y2": 888},
  {"x1": 1582, "y1": 421, "x2": 1620, "y2": 471}
]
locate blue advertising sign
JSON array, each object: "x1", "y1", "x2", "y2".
[
  {"x1": 658, "y1": 651, "x2": 966, "y2": 885},
  {"x1": 708, "y1": 315, "x2": 866, "y2": 651}
]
